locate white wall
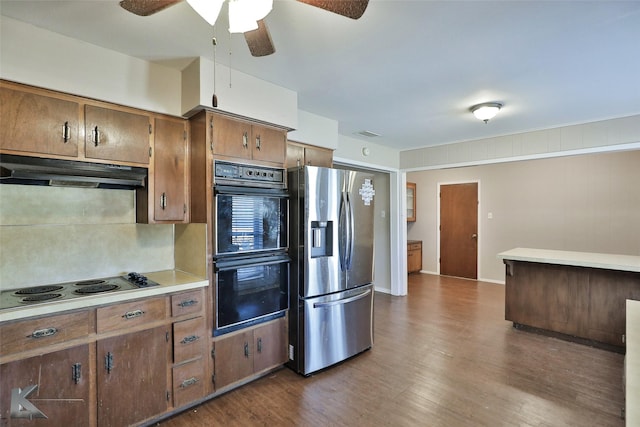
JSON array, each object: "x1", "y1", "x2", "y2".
[
  {"x1": 181, "y1": 57, "x2": 297, "y2": 129},
  {"x1": 0, "y1": 16, "x2": 182, "y2": 115},
  {"x1": 407, "y1": 150, "x2": 640, "y2": 283},
  {"x1": 400, "y1": 114, "x2": 640, "y2": 170}
]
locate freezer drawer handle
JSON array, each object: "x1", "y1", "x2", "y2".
[{"x1": 313, "y1": 289, "x2": 372, "y2": 309}]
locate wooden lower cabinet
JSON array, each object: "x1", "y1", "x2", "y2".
[
  {"x1": 212, "y1": 317, "x2": 287, "y2": 390},
  {"x1": 171, "y1": 315, "x2": 207, "y2": 408},
  {"x1": 97, "y1": 325, "x2": 170, "y2": 426},
  {"x1": 504, "y1": 260, "x2": 640, "y2": 348},
  {"x1": 0, "y1": 344, "x2": 91, "y2": 426},
  {"x1": 407, "y1": 240, "x2": 422, "y2": 273}
]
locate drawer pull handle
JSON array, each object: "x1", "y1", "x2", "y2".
[
  {"x1": 178, "y1": 299, "x2": 197, "y2": 308},
  {"x1": 62, "y1": 121, "x2": 71, "y2": 143},
  {"x1": 122, "y1": 309, "x2": 144, "y2": 320},
  {"x1": 180, "y1": 335, "x2": 200, "y2": 345},
  {"x1": 105, "y1": 352, "x2": 114, "y2": 374},
  {"x1": 72, "y1": 363, "x2": 82, "y2": 384},
  {"x1": 29, "y1": 327, "x2": 58, "y2": 339},
  {"x1": 180, "y1": 377, "x2": 199, "y2": 388}
]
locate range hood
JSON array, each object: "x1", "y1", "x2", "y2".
[{"x1": 0, "y1": 154, "x2": 147, "y2": 190}]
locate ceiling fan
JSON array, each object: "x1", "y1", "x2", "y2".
[{"x1": 119, "y1": 0, "x2": 369, "y2": 57}]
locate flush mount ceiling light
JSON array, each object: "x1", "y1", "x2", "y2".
[
  {"x1": 186, "y1": 0, "x2": 273, "y2": 33},
  {"x1": 470, "y1": 102, "x2": 503, "y2": 124}
]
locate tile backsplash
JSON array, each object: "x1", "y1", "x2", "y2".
[{"x1": 0, "y1": 185, "x2": 174, "y2": 290}]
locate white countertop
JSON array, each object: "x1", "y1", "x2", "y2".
[
  {"x1": 0, "y1": 270, "x2": 208, "y2": 323},
  {"x1": 497, "y1": 248, "x2": 640, "y2": 273},
  {"x1": 627, "y1": 299, "x2": 640, "y2": 425}
]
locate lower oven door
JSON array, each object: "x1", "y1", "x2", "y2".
[{"x1": 214, "y1": 254, "x2": 290, "y2": 336}]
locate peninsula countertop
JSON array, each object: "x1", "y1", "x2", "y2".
[
  {"x1": 497, "y1": 248, "x2": 640, "y2": 273},
  {"x1": 627, "y1": 299, "x2": 640, "y2": 425}
]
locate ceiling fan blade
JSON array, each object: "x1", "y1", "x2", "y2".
[
  {"x1": 244, "y1": 20, "x2": 276, "y2": 57},
  {"x1": 297, "y1": 0, "x2": 369, "y2": 20},
  {"x1": 119, "y1": 0, "x2": 182, "y2": 16}
]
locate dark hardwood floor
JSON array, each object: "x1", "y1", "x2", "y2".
[{"x1": 157, "y1": 274, "x2": 625, "y2": 427}]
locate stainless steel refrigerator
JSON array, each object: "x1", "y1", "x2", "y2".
[{"x1": 287, "y1": 165, "x2": 375, "y2": 375}]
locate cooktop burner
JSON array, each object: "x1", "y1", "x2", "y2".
[
  {"x1": 15, "y1": 285, "x2": 65, "y2": 295},
  {"x1": 21, "y1": 293, "x2": 64, "y2": 303},
  {"x1": 74, "y1": 284, "x2": 119, "y2": 294},
  {"x1": 1, "y1": 272, "x2": 160, "y2": 310},
  {"x1": 75, "y1": 279, "x2": 106, "y2": 286}
]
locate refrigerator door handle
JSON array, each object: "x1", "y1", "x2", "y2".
[
  {"x1": 346, "y1": 192, "x2": 355, "y2": 271},
  {"x1": 339, "y1": 192, "x2": 348, "y2": 271},
  {"x1": 312, "y1": 288, "x2": 372, "y2": 308}
]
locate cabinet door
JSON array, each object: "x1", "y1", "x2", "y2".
[
  {"x1": 304, "y1": 146, "x2": 333, "y2": 167},
  {"x1": 0, "y1": 345, "x2": 90, "y2": 426},
  {"x1": 212, "y1": 331, "x2": 253, "y2": 390},
  {"x1": 84, "y1": 104, "x2": 150, "y2": 164},
  {"x1": 251, "y1": 124, "x2": 285, "y2": 164},
  {"x1": 97, "y1": 326, "x2": 169, "y2": 427},
  {"x1": 211, "y1": 114, "x2": 252, "y2": 160},
  {"x1": 253, "y1": 318, "x2": 287, "y2": 373},
  {"x1": 406, "y1": 182, "x2": 416, "y2": 222},
  {"x1": 285, "y1": 142, "x2": 305, "y2": 168},
  {"x1": 0, "y1": 85, "x2": 79, "y2": 157},
  {"x1": 153, "y1": 117, "x2": 188, "y2": 222}
]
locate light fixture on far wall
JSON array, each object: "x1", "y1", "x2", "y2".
[{"x1": 470, "y1": 102, "x2": 503, "y2": 123}]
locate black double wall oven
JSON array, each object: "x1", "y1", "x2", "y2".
[{"x1": 212, "y1": 160, "x2": 289, "y2": 336}]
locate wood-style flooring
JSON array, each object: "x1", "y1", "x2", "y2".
[{"x1": 157, "y1": 274, "x2": 625, "y2": 427}]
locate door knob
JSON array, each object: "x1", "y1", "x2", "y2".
[{"x1": 471, "y1": 233, "x2": 477, "y2": 239}]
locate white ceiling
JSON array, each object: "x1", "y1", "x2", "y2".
[{"x1": 2, "y1": 0, "x2": 640, "y2": 151}]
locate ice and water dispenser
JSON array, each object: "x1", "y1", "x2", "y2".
[{"x1": 310, "y1": 221, "x2": 333, "y2": 258}]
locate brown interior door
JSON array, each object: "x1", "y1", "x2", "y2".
[{"x1": 440, "y1": 183, "x2": 478, "y2": 279}]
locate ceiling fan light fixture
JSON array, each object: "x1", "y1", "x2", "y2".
[
  {"x1": 186, "y1": 0, "x2": 224, "y2": 26},
  {"x1": 228, "y1": 0, "x2": 261, "y2": 33},
  {"x1": 471, "y1": 102, "x2": 503, "y2": 123}
]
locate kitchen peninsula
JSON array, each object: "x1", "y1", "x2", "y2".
[{"x1": 498, "y1": 248, "x2": 640, "y2": 349}]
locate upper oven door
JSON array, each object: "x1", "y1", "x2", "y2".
[{"x1": 214, "y1": 185, "x2": 288, "y2": 256}]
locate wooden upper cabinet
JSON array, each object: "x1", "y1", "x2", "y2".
[
  {"x1": 407, "y1": 182, "x2": 416, "y2": 222},
  {"x1": 0, "y1": 84, "x2": 79, "y2": 157},
  {"x1": 211, "y1": 113, "x2": 286, "y2": 165},
  {"x1": 285, "y1": 140, "x2": 333, "y2": 169},
  {"x1": 84, "y1": 104, "x2": 151, "y2": 165},
  {"x1": 251, "y1": 123, "x2": 286, "y2": 164},
  {"x1": 211, "y1": 114, "x2": 252, "y2": 160},
  {"x1": 151, "y1": 116, "x2": 188, "y2": 223}
]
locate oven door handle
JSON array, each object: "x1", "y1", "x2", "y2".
[
  {"x1": 214, "y1": 185, "x2": 289, "y2": 197},
  {"x1": 214, "y1": 256, "x2": 291, "y2": 272}
]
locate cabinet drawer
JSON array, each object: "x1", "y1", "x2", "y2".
[
  {"x1": 172, "y1": 358, "x2": 206, "y2": 408},
  {"x1": 97, "y1": 297, "x2": 166, "y2": 334},
  {"x1": 408, "y1": 243, "x2": 422, "y2": 251},
  {"x1": 173, "y1": 317, "x2": 206, "y2": 363},
  {"x1": 171, "y1": 289, "x2": 204, "y2": 318},
  {"x1": 0, "y1": 311, "x2": 91, "y2": 356}
]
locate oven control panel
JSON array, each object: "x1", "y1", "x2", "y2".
[{"x1": 214, "y1": 160, "x2": 284, "y2": 187}]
